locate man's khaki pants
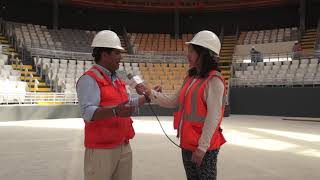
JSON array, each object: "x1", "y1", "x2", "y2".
[{"x1": 84, "y1": 144, "x2": 132, "y2": 180}]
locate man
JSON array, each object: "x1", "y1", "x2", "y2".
[
  {"x1": 76, "y1": 30, "x2": 148, "y2": 180},
  {"x1": 292, "y1": 41, "x2": 302, "y2": 60},
  {"x1": 250, "y1": 46, "x2": 262, "y2": 63}
]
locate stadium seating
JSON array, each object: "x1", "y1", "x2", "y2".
[
  {"x1": 232, "y1": 58, "x2": 320, "y2": 87},
  {"x1": 0, "y1": 54, "x2": 27, "y2": 103},
  {"x1": 33, "y1": 55, "x2": 189, "y2": 94},
  {"x1": 129, "y1": 33, "x2": 192, "y2": 54},
  {"x1": 233, "y1": 41, "x2": 296, "y2": 62},
  {"x1": 10, "y1": 22, "x2": 127, "y2": 53},
  {"x1": 238, "y1": 27, "x2": 298, "y2": 45},
  {"x1": 34, "y1": 57, "x2": 95, "y2": 93}
]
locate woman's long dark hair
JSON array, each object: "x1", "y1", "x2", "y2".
[{"x1": 188, "y1": 44, "x2": 221, "y2": 78}]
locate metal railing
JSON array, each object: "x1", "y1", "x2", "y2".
[
  {"x1": 0, "y1": 92, "x2": 78, "y2": 105},
  {"x1": 30, "y1": 48, "x2": 187, "y2": 64},
  {"x1": 233, "y1": 50, "x2": 318, "y2": 63},
  {"x1": 135, "y1": 50, "x2": 186, "y2": 57},
  {"x1": 0, "y1": 92, "x2": 183, "y2": 106},
  {"x1": 230, "y1": 77, "x2": 320, "y2": 88}
]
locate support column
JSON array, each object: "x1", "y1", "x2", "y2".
[
  {"x1": 299, "y1": 0, "x2": 306, "y2": 33},
  {"x1": 174, "y1": 8, "x2": 180, "y2": 39},
  {"x1": 53, "y1": 0, "x2": 59, "y2": 29}
]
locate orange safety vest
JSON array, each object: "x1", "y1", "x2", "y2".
[
  {"x1": 80, "y1": 65, "x2": 135, "y2": 149},
  {"x1": 173, "y1": 70, "x2": 227, "y2": 151}
]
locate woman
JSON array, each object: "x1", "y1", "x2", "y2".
[{"x1": 146, "y1": 30, "x2": 227, "y2": 180}]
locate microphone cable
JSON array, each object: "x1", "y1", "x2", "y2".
[{"x1": 144, "y1": 98, "x2": 182, "y2": 149}]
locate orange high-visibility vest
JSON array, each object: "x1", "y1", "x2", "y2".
[
  {"x1": 80, "y1": 65, "x2": 135, "y2": 149},
  {"x1": 173, "y1": 70, "x2": 226, "y2": 151}
]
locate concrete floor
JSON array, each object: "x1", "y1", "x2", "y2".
[{"x1": 0, "y1": 115, "x2": 319, "y2": 180}]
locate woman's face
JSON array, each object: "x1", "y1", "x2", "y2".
[{"x1": 187, "y1": 45, "x2": 199, "y2": 68}]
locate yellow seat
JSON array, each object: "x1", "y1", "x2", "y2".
[{"x1": 139, "y1": 63, "x2": 146, "y2": 67}]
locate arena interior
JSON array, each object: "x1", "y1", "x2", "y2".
[{"x1": 0, "y1": 0, "x2": 319, "y2": 180}]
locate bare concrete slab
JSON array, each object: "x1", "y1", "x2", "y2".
[{"x1": 0, "y1": 115, "x2": 319, "y2": 180}]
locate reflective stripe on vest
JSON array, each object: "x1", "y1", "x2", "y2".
[
  {"x1": 183, "y1": 78, "x2": 207, "y2": 122},
  {"x1": 178, "y1": 72, "x2": 226, "y2": 122},
  {"x1": 90, "y1": 68, "x2": 104, "y2": 80}
]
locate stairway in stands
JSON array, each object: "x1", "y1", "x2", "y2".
[
  {"x1": 301, "y1": 29, "x2": 317, "y2": 51},
  {"x1": 0, "y1": 33, "x2": 51, "y2": 92},
  {"x1": 219, "y1": 35, "x2": 237, "y2": 88},
  {"x1": 119, "y1": 35, "x2": 128, "y2": 54},
  {"x1": 218, "y1": 35, "x2": 237, "y2": 116}
]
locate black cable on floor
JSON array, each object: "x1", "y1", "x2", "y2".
[{"x1": 147, "y1": 102, "x2": 182, "y2": 149}]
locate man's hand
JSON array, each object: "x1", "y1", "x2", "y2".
[
  {"x1": 153, "y1": 85, "x2": 162, "y2": 93},
  {"x1": 135, "y1": 84, "x2": 146, "y2": 95},
  {"x1": 191, "y1": 148, "x2": 206, "y2": 166},
  {"x1": 115, "y1": 101, "x2": 135, "y2": 117}
]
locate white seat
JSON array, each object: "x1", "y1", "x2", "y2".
[
  {"x1": 290, "y1": 64, "x2": 299, "y2": 69},
  {"x1": 307, "y1": 67, "x2": 317, "y2": 73},
  {"x1": 272, "y1": 66, "x2": 280, "y2": 71},
  {"x1": 52, "y1": 58, "x2": 60, "y2": 64},
  {"x1": 283, "y1": 61, "x2": 291, "y2": 65},
  {"x1": 3, "y1": 65, "x2": 13, "y2": 71},
  {"x1": 309, "y1": 63, "x2": 318, "y2": 69},
  {"x1": 295, "y1": 73, "x2": 304, "y2": 78},
  {"x1": 76, "y1": 63, "x2": 84, "y2": 69},
  {"x1": 296, "y1": 69, "x2": 306, "y2": 74},
  {"x1": 8, "y1": 76, "x2": 20, "y2": 81},
  {"x1": 243, "y1": 71, "x2": 251, "y2": 76},
  {"x1": 278, "y1": 69, "x2": 287, "y2": 75},
  {"x1": 294, "y1": 73, "x2": 304, "y2": 83},
  {"x1": 274, "y1": 61, "x2": 282, "y2": 66},
  {"x1": 124, "y1": 63, "x2": 131, "y2": 68},
  {"x1": 66, "y1": 73, "x2": 75, "y2": 78},
  {"x1": 76, "y1": 68, "x2": 84, "y2": 74},
  {"x1": 286, "y1": 74, "x2": 295, "y2": 78},
  {"x1": 85, "y1": 60, "x2": 94, "y2": 65},
  {"x1": 263, "y1": 66, "x2": 271, "y2": 71},
  {"x1": 69, "y1": 60, "x2": 76, "y2": 65},
  {"x1": 247, "y1": 66, "x2": 254, "y2": 71},
  {"x1": 10, "y1": 70, "x2": 21, "y2": 76},
  {"x1": 269, "y1": 69, "x2": 279, "y2": 74},
  {"x1": 300, "y1": 59, "x2": 309, "y2": 64},
  {"x1": 288, "y1": 68, "x2": 296, "y2": 74},
  {"x1": 118, "y1": 66, "x2": 124, "y2": 71},
  {"x1": 252, "y1": 70, "x2": 260, "y2": 75},
  {"x1": 310, "y1": 59, "x2": 319, "y2": 64},
  {"x1": 65, "y1": 77, "x2": 75, "y2": 84},
  {"x1": 292, "y1": 60, "x2": 299, "y2": 65},
  {"x1": 68, "y1": 68, "x2": 76, "y2": 74},
  {"x1": 132, "y1": 67, "x2": 139, "y2": 71},
  {"x1": 300, "y1": 64, "x2": 308, "y2": 69},
  {"x1": 58, "y1": 68, "x2": 67, "y2": 74},
  {"x1": 280, "y1": 65, "x2": 289, "y2": 70},
  {"x1": 51, "y1": 63, "x2": 59, "y2": 69},
  {"x1": 60, "y1": 59, "x2": 68, "y2": 64},
  {"x1": 235, "y1": 71, "x2": 243, "y2": 78},
  {"x1": 77, "y1": 61, "x2": 85, "y2": 66},
  {"x1": 305, "y1": 72, "x2": 315, "y2": 78},
  {"x1": 68, "y1": 64, "x2": 76, "y2": 70},
  {"x1": 42, "y1": 58, "x2": 51, "y2": 64},
  {"x1": 266, "y1": 62, "x2": 273, "y2": 66}
]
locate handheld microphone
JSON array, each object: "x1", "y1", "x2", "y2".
[
  {"x1": 126, "y1": 73, "x2": 151, "y2": 102},
  {"x1": 127, "y1": 73, "x2": 181, "y2": 148}
]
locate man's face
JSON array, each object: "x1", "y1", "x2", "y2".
[{"x1": 102, "y1": 49, "x2": 122, "y2": 72}]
